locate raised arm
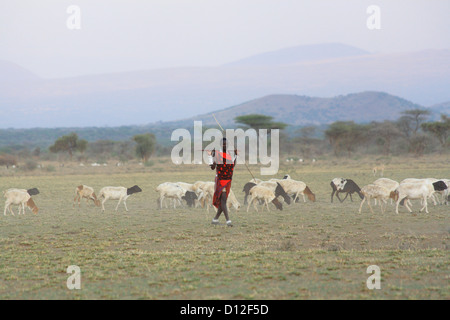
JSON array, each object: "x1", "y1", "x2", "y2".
[{"x1": 207, "y1": 149, "x2": 216, "y2": 170}]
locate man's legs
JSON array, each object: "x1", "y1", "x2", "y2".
[{"x1": 212, "y1": 191, "x2": 233, "y2": 226}]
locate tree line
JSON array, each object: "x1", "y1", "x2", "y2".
[
  {"x1": 0, "y1": 109, "x2": 448, "y2": 169},
  {"x1": 234, "y1": 110, "x2": 449, "y2": 158},
  {"x1": 0, "y1": 133, "x2": 160, "y2": 168}
]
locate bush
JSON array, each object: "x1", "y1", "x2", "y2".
[
  {"x1": 23, "y1": 160, "x2": 38, "y2": 171},
  {"x1": 0, "y1": 154, "x2": 17, "y2": 168},
  {"x1": 144, "y1": 160, "x2": 155, "y2": 167}
]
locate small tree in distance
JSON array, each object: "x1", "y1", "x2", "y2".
[
  {"x1": 421, "y1": 114, "x2": 450, "y2": 149},
  {"x1": 234, "y1": 114, "x2": 288, "y2": 135},
  {"x1": 133, "y1": 133, "x2": 156, "y2": 162},
  {"x1": 49, "y1": 133, "x2": 88, "y2": 160}
]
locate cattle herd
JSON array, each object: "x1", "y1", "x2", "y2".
[{"x1": 2, "y1": 174, "x2": 449, "y2": 217}]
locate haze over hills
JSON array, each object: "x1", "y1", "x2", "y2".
[
  {"x1": 186, "y1": 91, "x2": 425, "y2": 127},
  {"x1": 224, "y1": 43, "x2": 370, "y2": 66},
  {"x1": 0, "y1": 43, "x2": 449, "y2": 128},
  {"x1": 1, "y1": 91, "x2": 446, "y2": 149},
  {"x1": 429, "y1": 101, "x2": 450, "y2": 116}
]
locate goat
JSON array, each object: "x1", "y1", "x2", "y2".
[
  {"x1": 334, "y1": 179, "x2": 364, "y2": 203},
  {"x1": 247, "y1": 185, "x2": 283, "y2": 212},
  {"x1": 259, "y1": 181, "x2": 292, "y2": 205},
  {"x1": 359, "y1": 184, "x2": 394, "y2": 214},
  {"x1": 176, "y1": 182, "x2": 204, "y2": 207},
  {"x1": 372, "y1": 178, "x2": 399, "y2": 205},
  {"x1": 156, "y1": 182, "x2": 184, "y2": 209},
  {"x1": 391, "y1": 180, "x2": 446, "y2": 214},
  {"x1": 73, "y1": 185, "x2": 100, "y2": 208},
  {"x1": 194, "y1": 181, "x2": 215, "y2": 211},
  {"x1": 425, "y1": 178, "x2": 449, "y2": 205},
  {"x1": 330, "y1": 178, "x2": 346, "y2": 203},
  {"x1": 242, "y1": 182, "x2": 256, "y2": 205},
  {"x1": 441, "y1": 179, "x2": 450, "y2": 205},
  {"x1": 227, "y1": 189, "x2": 241, "y2": 212},
  {"x1": 400, "y1": 178, "x2": 446, "y2": 205},
  {"x1": 372, "y1": 165, "x2": 385, "y2": 177},
  {"x1": 197, "y1": 182, "x2": 240, "y2": 212},
  {"x1": 182, "y1": 191, "x2": 198, "y2": 208},
  {"x1": 4, "y1": 188, "x2": 39, "y2": 216},
  {"x1": 98, "y1": 185, "x2": 142, "y2": 212},
  {"x1": 272, "y1": 177, "x2": 316, "y2": 203},
  {"x1": 243, "y1": 181, "x2": 291, "y2": 205},
  {"x1": 242, "y1": 179, "x2": 262, "y2": 205}
]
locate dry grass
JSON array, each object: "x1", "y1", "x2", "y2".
[{"x1": 0, "y1": 155, "x2": 448, "y2": 299}]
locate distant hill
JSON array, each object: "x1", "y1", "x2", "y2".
[
  {"x1": 224, "y1": 43, "x2": 370, "y2": 66},
  {"x1": 0, "y1": 60, "x2": 40, "y2": 83},
  {"x1": 1, "y1": 91, "x2": 443, "y2": 150},
  {"x1": 429, "y1": 101, "x2": 450, "y2": 118},
  {"x1": 0, "y1": 45, "x2": 449, "y2": 128},
  {"x1": 187, "y1": 91, "x2": 425, "y2": 126}
]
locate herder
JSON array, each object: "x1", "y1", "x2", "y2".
[{"x1": 207, "y1": 138, "x2": 237, "y2": 227}]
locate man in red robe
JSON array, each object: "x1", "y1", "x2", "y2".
[{"x1": 207, "y1": 138, "x2": 237, "y2": 227}]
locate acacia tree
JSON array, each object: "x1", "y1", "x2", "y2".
[
  {"x1": 133, "y1": 133, "x2": 156, "y2": 162},
  {"x1": 401, "y1": 109, "x2": 431, "y2": 134},
  {"x1": 325, "y1": 121, "x2": 369, "y2": 157},
  {"x1": 234, "y1": 114, "x2": 288, "y2": 133},
  {"x1": 421, "y1": 114, "x2": 450, "y2": 149},
  {"x1": 397, "y1": 109, "x2": 431, "y2": 154},
  {"x1": 49, "y1": 133, "x2": 88, "y2": 160},
  {"x1": 369, "y1": 121, "x2": 401, "y2": 155}
]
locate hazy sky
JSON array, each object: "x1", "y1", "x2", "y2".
[{"x1": 1, "y1": 0, "x2": 449, "y2": 78}]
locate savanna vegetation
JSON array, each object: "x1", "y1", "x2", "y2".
[
  {"x1": 0, "y1": 109, "x2": 448, "y2": 300},
  {"x1": 0, "y1": 109, "x2": 448, "y2": 173},
  {"x1": 0, "y1": 156, "x2": 448, "y2": 299}
]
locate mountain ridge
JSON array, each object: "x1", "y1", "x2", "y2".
[
  {"x1": 0, "y1": 44, "x2": 449, "y2": 128},
  {"x1": 0, "y1": 91, "x2": 447, "y2": 149}
]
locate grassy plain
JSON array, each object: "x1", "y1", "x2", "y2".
[{"x1": 0, "y1": 155, "x2": 449, "y2": 299}]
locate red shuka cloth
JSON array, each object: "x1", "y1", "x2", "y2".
[{"x1": 212, "y1": 151, "x2": 235, "y2": 208}]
